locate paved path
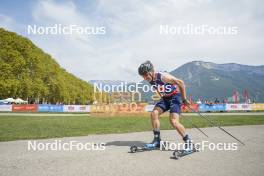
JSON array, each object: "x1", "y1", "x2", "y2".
[{"x1": 0, "y1": 125, "x2": 263, "y2": 176}]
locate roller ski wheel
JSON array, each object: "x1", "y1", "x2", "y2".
[
  {"x1": 130, "y1": 145, "x2": 138, "y2": 153},
  {"x1": 173, "y1": 144, "x2": 200, "y2": 159},
  {"x1": 173, "y1": 150, "x2": 180, "y2": 160}
]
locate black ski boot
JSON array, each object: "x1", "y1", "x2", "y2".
[
  {"x1": 144, "y1": 130, "x2": 161, "y2": 149},
  {"x1": 183, "y1": 134, "x2": 193, "y2": 152}
]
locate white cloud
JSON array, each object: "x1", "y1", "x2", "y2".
[{"x1": 4, "y1": 0, "x2": 263, "y2": 82}]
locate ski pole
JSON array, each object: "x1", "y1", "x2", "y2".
[
  {"x1": 186, "y1": 105, "x2": 245, "y2": 146},
  {"x1": 181, "y1": 114, "x2": 209, "y2": 137}
]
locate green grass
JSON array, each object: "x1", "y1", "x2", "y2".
[{"x1": 0, "y1": 114, "x2": 264, "y2": 141}]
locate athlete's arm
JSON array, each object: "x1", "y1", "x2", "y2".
[{"x1": 161, "y1": 73, "x2": 189, "y2": 103}]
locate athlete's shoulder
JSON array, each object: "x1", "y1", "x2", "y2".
[
  {"x1": 159, "y1": 71, "x2": 172, "y2": 78},
  {"x1": 155, "y1": 72, "x2": 172, "y2": 83},
  {"x1": 155, "y1": 71, "x2": 162, "y2": 80},
  {"x1": 156, "y1": 71, "x2": 170, "y2": 77}
]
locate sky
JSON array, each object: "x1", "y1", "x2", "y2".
[{"x1": 0, "y1": 0, "x2": 263, "y2": 82}]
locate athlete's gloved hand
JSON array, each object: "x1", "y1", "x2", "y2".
[{"x1": 182, "y1": 99, "x2": 191, "y2": 106}]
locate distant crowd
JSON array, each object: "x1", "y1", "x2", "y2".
[{"x1": 196, "y1": 98, "x2": 253, "y2": 105}]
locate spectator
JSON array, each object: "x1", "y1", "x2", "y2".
[
  {"x1": 214, "y1": 98, "x2": 220, "y2": 104},
  {"x1": 196, "y1": 99, "x2": 202, "y2": 104}
]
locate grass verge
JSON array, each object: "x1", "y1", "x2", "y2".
[{"x1": 0, "y1": 114, "x2": 264, "y2": 141}]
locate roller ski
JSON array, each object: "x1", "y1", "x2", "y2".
[
  {"x1": 172, "y1": 144, "x2": 199, "y2": 159},
  {"x1": 130, "y1": 130, "x2": 161, "y2": 153},
  {"x1": 130, "y1": 144, "x2": 159, "y2": 153},
  {"x1": 173, "y1": 135, "x2": 199, "y2": 159}
]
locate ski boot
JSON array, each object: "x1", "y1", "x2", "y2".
[
  {"x1": 183, "y1": 134, "x2": 193, "y2": 153},
  {"x1": 144, "y1": 130, "x2": 161, "y2": 150}
]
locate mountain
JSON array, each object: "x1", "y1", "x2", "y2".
[
  {"x1": 171, "y1": 61, "x2": 264, "y2": 102},
  {"x1": 0, "y1": 28, "x2": 93, "y2": 104},
  {"x1": 141, "y1": 61, "x2": 264, "y2": 103}
]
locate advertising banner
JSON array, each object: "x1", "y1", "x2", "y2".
[
  {"x1": 226, "y1": 104, "x2": 239, "y2": 111},
  {"x1": 239, "y1": 104, "x2": 252, "y2": 111},
  {"x1": 0, "y1": 105, "x2": 12, "y2": 112},
  {"x1": 90, "y1": 103, "x2": 147, "y2": 113},
  {"x1": 181, "y1": 104, "x2": 199, "y2": 112},
  {"x1": 145, "y1": 105, "x2": 155, "y2": 112},
  {"x1": 144, "y1": 104, "x2": 200, "y2": 113},
  {"x1": 12, "y1": 104, "x2": 37, "y2": 112},
  {"x1": 199, "y1": 104, "x2": 226, "y2": 112},
  {"x1": 63, "y1": 105, "x2": 90, "y2": 112},
  {"x1": 251, "y1": 104, "x2": 264, "y2": 111},
  {"x1": 38, "y1": 104, "x2": 63, "y2": 112},
  {"x1": 226, "y1": 104, "x2": 252, "y2": 111}
]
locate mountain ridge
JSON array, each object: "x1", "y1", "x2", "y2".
[
  {"x1": 169, "y1": 61, "x2": 264, "y2": 102},
  {"x1": 90, "y1": 61, "x2": 264, "y2": 102}
]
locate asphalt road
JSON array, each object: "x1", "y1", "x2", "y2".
[{"x1": 0, "y1": 125, "x2": 263, "y2": 176}]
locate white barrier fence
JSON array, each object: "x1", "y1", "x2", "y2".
[
  {"x1": 0, "y1": 104, "x2": 263, "y2": 113},
  {"x1": 0, "y1": 105, "x2": 12, "y2": 112},
  {"x1": 63, "y1": 105, "x2": 91, "y2": 112},
  {"x1": 145, "y1": 105, "x2": 155, "y2": 112},
  {"x1": 226, "y1": 104, "x2": 252, "y2": 111}
]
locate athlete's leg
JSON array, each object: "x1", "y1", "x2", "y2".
[
  {"x1": 169, "y1": 113, "x2": 186, "y2": 138},
  {"x1": 151, "y1": 107, "x2": 163, "y2": 129},
  {"x1": 170, "y1": 113, "x2": 192, "y2": 150},
  {"x1": 169, "y1": 95, "x2": 192, "y2": 150},
  {"x1": 144, "y1": 104, "x2": 166, "y2": 148}
]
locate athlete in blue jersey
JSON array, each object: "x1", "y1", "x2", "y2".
[{"x1": 138, "y1": 60, "x2": 192, "y2": 149}]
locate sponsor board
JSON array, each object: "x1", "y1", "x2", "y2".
[
  {"x1": 1, "y1": 103, "x2": 262, "y2": 113},
  {"x1": 226, "y1": 104, "x2": 252, "y2": 111},
  {"x1": 12, "y1": 105, "x2": 37, "y2": 112},
  {"x1": 144, "y1": 104, "x2": 199, "y2": 112},
  {"x1": 181, "y1": 104, "x2": 199, "y2": 112},
  {"x1": 0, "y1": 105, "x2": 12, "y2": 112},
  {"x1": 38, "y1": 105, "x2": 63, "y2": 112},
  {"x1": 145, "y1": 105, "x2": 155, "y2": 112},
  {"x1": 90, "y1": 103, "x2": 147, "y2": 113},
  {"x1": 63, "y1": 105, "x2": 90, "y2": 112},
  {"x1": 199, "y1": 104, "x2": 226, "y2": 112},
  {"x1": 251, "y1": 104, "x2": 264, "y2": 111}
]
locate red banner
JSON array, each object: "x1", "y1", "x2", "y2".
[
  {"x1": 12, "y1": 104, "x2": 37, "y2": 112},
  {"x1": 181, "y1": 104, "x2": 199, "y2": 113}
]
